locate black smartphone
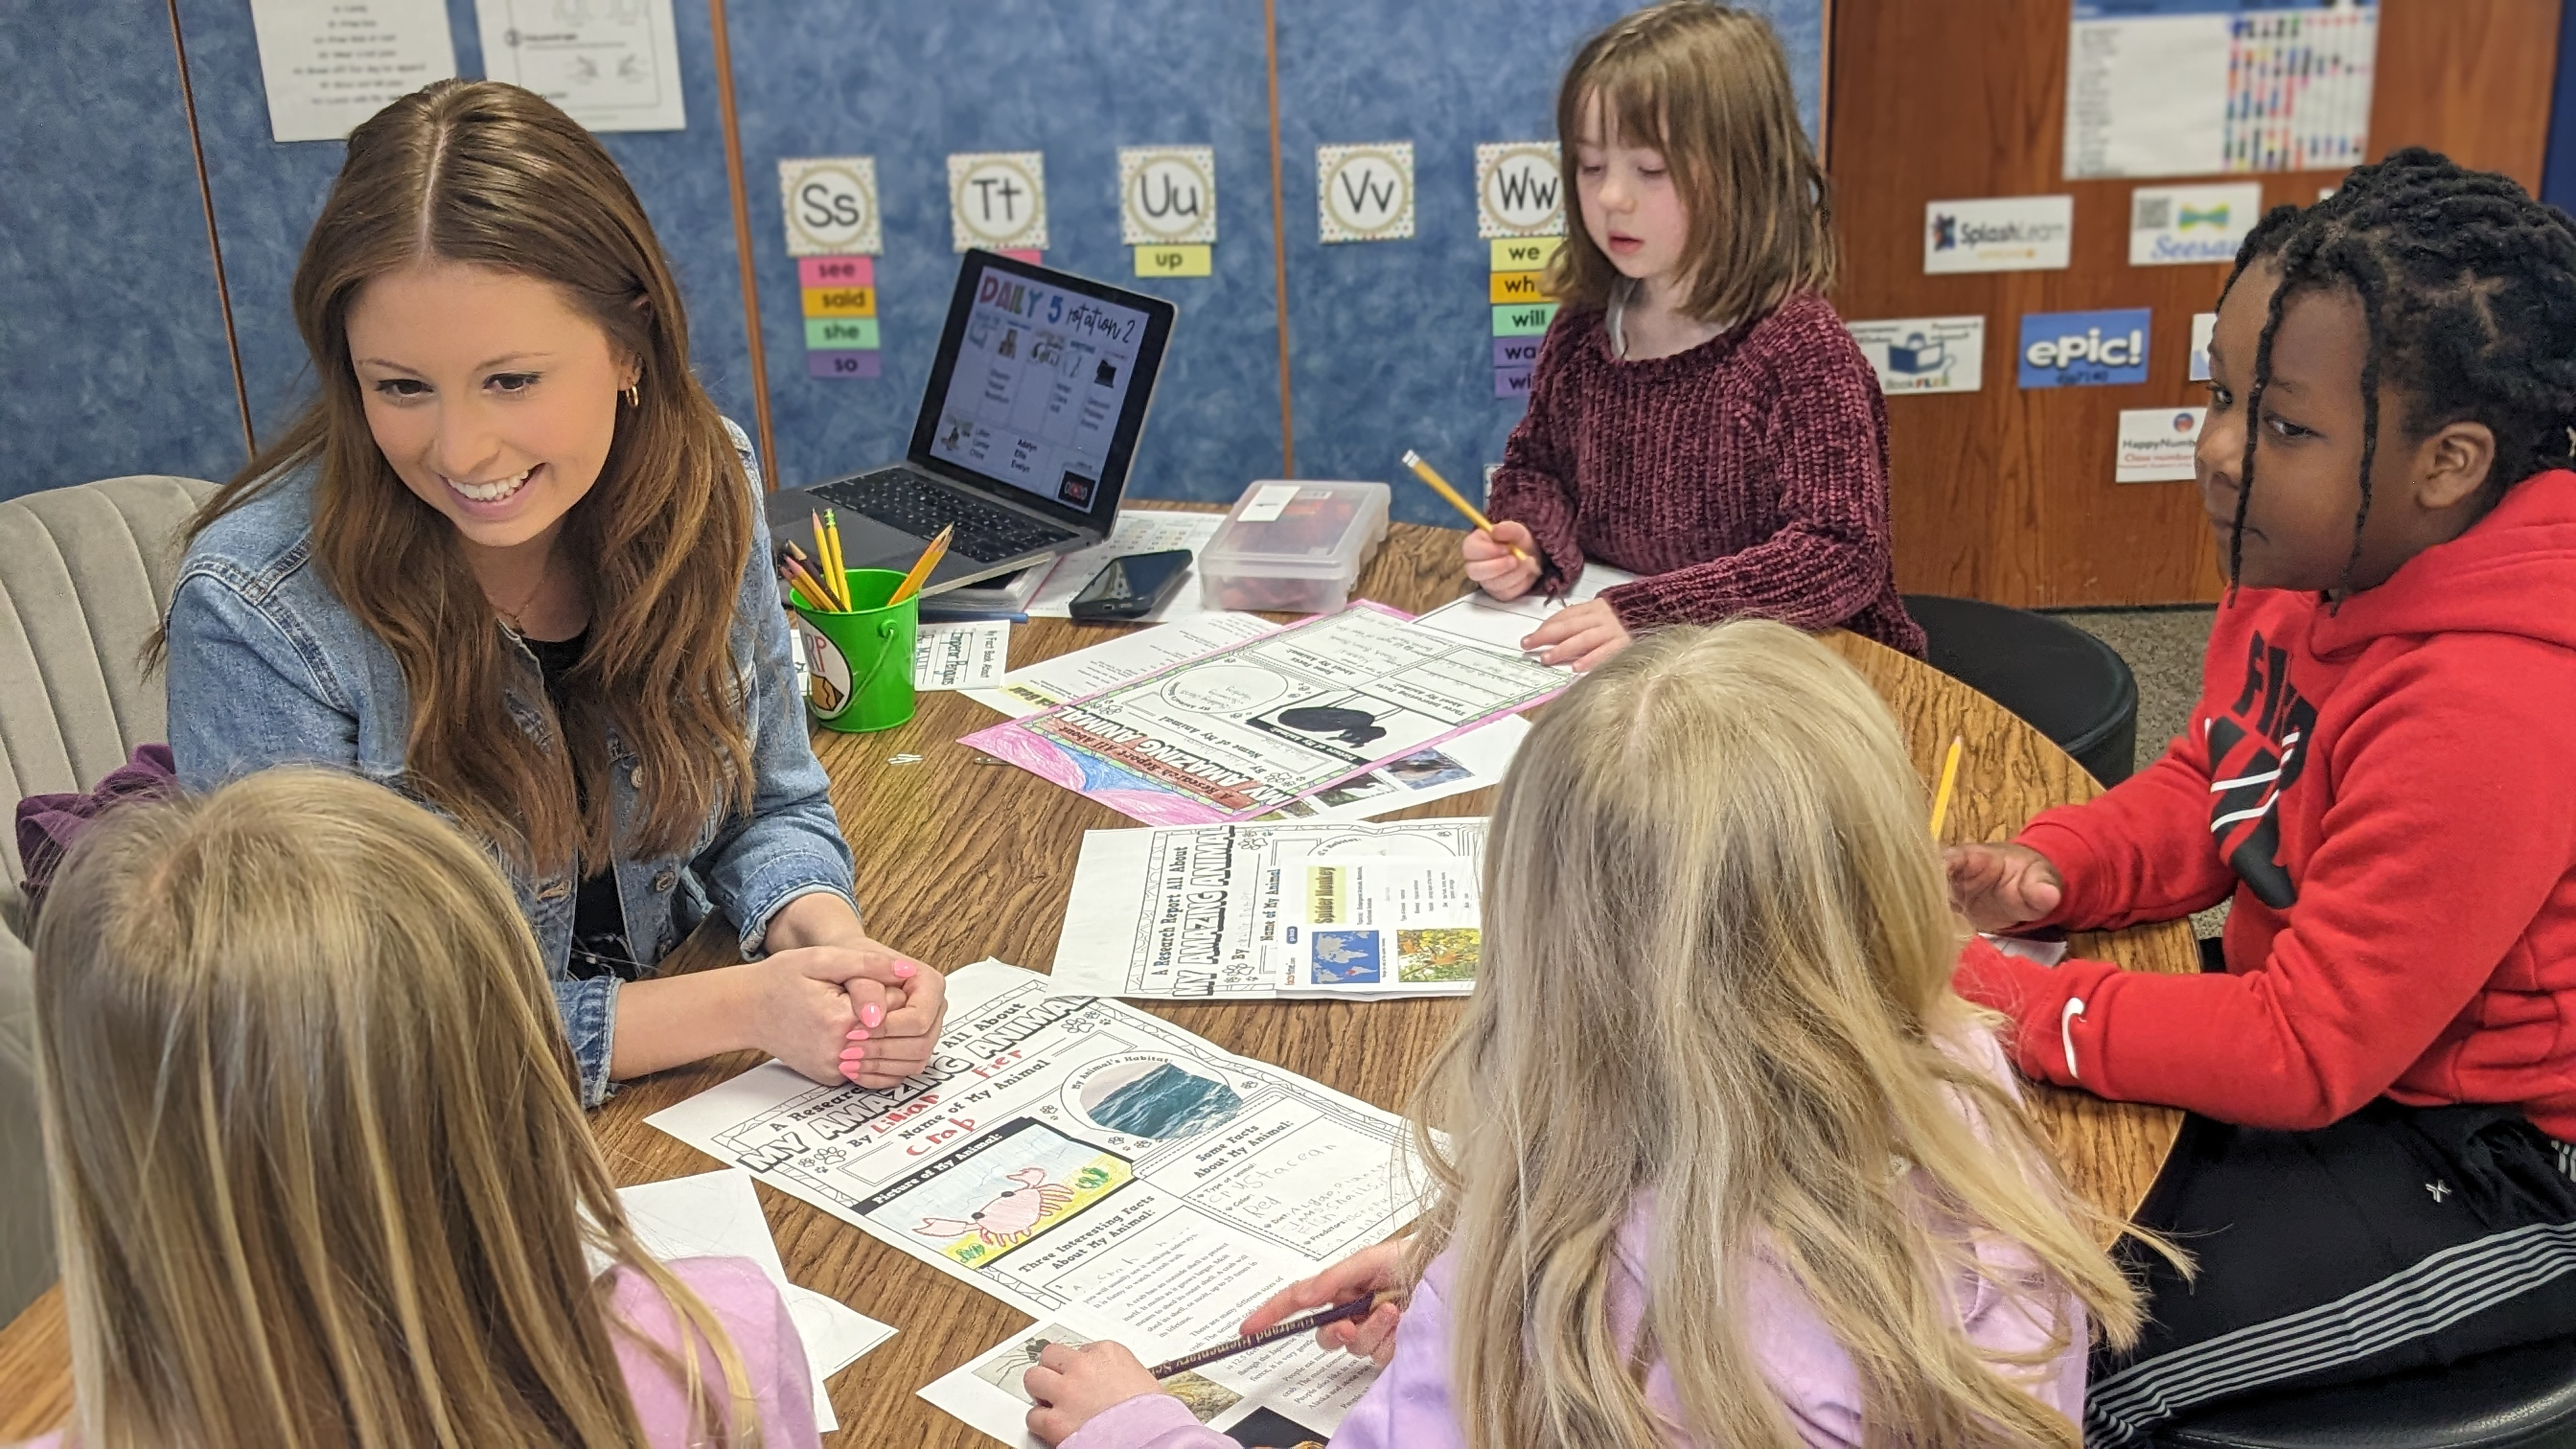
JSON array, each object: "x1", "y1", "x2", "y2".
[{"x1": 1068, "y1": 549, "x2": 1194, "y2": 621}]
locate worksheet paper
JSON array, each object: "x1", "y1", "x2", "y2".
[
  {"x1": 248, "y1": 0, "x2": 457, "y2": 142},
  {"x1": 917, "y1": 620, "x2": 1014, "y2": 690},
  {"x1": 1025, "y1": 512, "x2": 1230, "y2": 624},
  {"x1": 961, "y1": 603, "x2": 1566, "y2": 826},
  {"x1": 921, "y1": 1297, "x2": 1358, "y2": 1447},
  {"x1": 966, "y1": 614, "x2": 1278, "y2": 719},
  {"x1": 611, "y1": 1169, "x2": 897, "y2": 1431},
  {"x1": 1406, "y1": 562, "x2": 1637, "y2": 656},
  {"x1": 965, "y1": 615, "x2": 1526, "y2": 824},
  {"x1": 1051, "y1": 819, "x2": 1487, "y2": 1000},
  {"x1": 647, "y1": 962, "x2": 1425, "y2": 1437},
  {"x1": 473, "y1": 0, "x2": 688, "y2": 134}
]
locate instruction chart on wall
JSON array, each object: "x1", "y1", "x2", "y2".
[
  {"x1": 962, "y1": 602, "x2": 1565, "y2": 826},
  {"x1": 1052, "y1": 818, "x2": 1489, "y2": 1000},
  {"x1": 648, "y1": 961, "x2": 1425, "y2": 1439}
]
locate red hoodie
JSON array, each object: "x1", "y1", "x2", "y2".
[{"x1": 1956, "y1": 469, "x2": 2576, "y2": 1139}]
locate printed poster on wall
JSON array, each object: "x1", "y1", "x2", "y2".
[
  {"x1": 248, "y1": 0, "x2": 457, "y2": 143},
  {"x1": 2117, "y1": 406, "x2": 2206, "y2": 482},
  {"x1": 2130, "y1": 182, "x2": 2264, "y2": 266},
  {"x1": 1924, "y1": 197, "x2": 2073, "y2": 274},
  {"x1": 475, "y1": 0, "x2": 686, "y2": 133},
  {"x1": 2066, "y1": 0, "x2": 2377, "y2": 180},
  {"x1": 1847, "y1": 316, "x2": 1985, "y2": 396}
]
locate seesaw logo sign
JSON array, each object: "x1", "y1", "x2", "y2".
[{"x1": 2131, "y1": 182, "x2": 2264, "y2": 266}]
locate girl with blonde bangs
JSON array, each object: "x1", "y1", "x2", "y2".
[
  {"x1": 1471, "y1": 3, "x2": 1924, "y2": 671},
  {"x1": 1020, "y1": 622, "x2": 2161, "y2": 1449},
  {"x1": 17, "y1": 769, "x2": 816, "y2": 1449},
  {"x1": 160, "y1": 79, "x2": 944, "y2": 1109}
]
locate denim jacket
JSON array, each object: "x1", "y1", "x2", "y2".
[{"x1": 164, "y1": 421, "x2": 857, "y2": 1105}]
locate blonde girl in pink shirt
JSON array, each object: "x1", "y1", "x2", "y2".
[{"x1": 17, "y1": 769, "x2": 816, "y2": 1448}]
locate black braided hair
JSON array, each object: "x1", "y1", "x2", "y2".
[{"x1": 2212, "y1": 148, "x2": 2576, "y2": 598}]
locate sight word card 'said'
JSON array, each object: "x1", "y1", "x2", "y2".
[{"x1": 650, "y1": 960, "x2": 1428, "y2": 1444}]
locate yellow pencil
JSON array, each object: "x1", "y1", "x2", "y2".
[
  {"x1": 1400, "y1": 450, "x2": 1530, "y2": 564},
  {"x1": 780, "y1": 555, "x2": 838, "y2": 613},
  {"x1": 1929, "y1": 735, "x2": 1963, "y2": 838},
  {"x1": 888, "y1": 524, "x2": 953, "y2": 606},
  {"x1": 818, "y1": 509, "x2": 853, "y2": 610}
]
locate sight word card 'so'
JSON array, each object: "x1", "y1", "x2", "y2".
[
  {"x1": 1475, "y1": 142, "x2": 1563, "y2": 240},
  {"x1": 949, "y1": 151, "x2": 1048, "y2": 253},
  {"x1": 1317, "y1": 142, "x2": 1414, "y2": 243},
  {"x1": 778, "y1": 157, "x2": 880, "y2": 258}
]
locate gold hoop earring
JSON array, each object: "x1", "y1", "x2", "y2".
[{"x1": 623, "y1": 383, "x2": 641, "y2": 408}]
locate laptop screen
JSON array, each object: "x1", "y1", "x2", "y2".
[{"x1": 911, "y1": 252, "x2": 1174, "y2": 526}]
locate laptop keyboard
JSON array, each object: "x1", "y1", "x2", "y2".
[{"x1": 814, "y1": 471, "x2": 1078, "y2": 564}]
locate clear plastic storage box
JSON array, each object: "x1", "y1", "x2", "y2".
[{"x1": 1197, "y1": 479, "x2": 1390, "y2": 614}]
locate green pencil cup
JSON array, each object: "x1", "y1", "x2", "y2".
[{"x1": 790, "y1": 567, "x2": 917, "y2": 733}]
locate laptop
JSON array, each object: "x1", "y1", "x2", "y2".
[{"x1": 768, "y1": 249, "x2": 1178, "y2": 595}]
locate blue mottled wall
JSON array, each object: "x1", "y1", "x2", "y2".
[{"x1": 1, "y1": 1, "x2": 1823, "y2": 512}]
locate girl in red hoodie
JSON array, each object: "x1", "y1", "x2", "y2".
[{"x1": 1951, "y1": 150, "x2": 2576, "y2": 1443}]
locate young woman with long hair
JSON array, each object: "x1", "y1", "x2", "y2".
[
  {"x1": 1022, "y1": 622, "x2": 2159, "y2": 1449},
  {"x1": 159, "y1": 80, "x2": 939, "y2": 1105},
  {"x1": 17, "y1": 769, "x2": 816, "y2": 1448}
]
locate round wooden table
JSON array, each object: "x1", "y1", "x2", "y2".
[{"x1": 0, "y1": 516, "x2": 2193, "y2": 1446}]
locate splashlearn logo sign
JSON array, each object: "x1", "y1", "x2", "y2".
[{"x1": 2018, "y1": 309, "x2": 2151, "y2": 389}]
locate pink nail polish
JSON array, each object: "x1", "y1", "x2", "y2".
[
  {"x1": 845, "y1": 1046, "x2": 865, "y2": 1061},
  {"x1": 893, "y1": 960, "x2": 917, "y2": 979},
  {"x1": 862, "y1": 1002, "x2": 884, "y2": 1028}
]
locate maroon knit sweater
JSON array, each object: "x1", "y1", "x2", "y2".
[{"x1": 1487, "y1": 291, "x2": 1926, "y2": 657}]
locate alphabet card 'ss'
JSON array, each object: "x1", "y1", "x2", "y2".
[
  {"x1": 949, "y1": 151, "x2": 1048, "y2": 253},
  {"x1": 1317, "y1": 142, "x2": 1414, "y2": 243},
  {"x1": 778, "y1": 157, "x2": 880, "y2": 257}
]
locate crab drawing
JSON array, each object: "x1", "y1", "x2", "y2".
[{"x1": 914, "y1": 1167, "x2": 1074, "y2": 1250}]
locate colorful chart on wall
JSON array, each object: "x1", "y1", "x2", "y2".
[{"x1": 2066, "y1": 0, "x2": 2376, "y2": 180}]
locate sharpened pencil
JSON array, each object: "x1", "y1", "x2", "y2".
[
  {"x1": 1401, "y1": 449, "x2": 1530, "y2": 564},
  {"x1": 888, "y1": 524, "x2": 952, "y2": 606}
]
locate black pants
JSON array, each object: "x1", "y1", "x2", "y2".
[{"x1": 2083, "y1": 1100, "x2": 2576, "y2": 1445}]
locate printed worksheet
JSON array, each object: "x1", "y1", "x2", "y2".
[
  {"x1": 917, "y1": 620, "x2": 1013, "y2": 690},
  {"x1": 1051, "y1": 818, "x2": 1487, "y2": 999},
  {"x1": 647, "y1": 962, "x2": 1428, "y2": 1435},
  {"x1": 966, "y1": 613, "x2": 1278, "y2": 719},
  {"x1": 1255, "y1": 713, "x2": 1526, "y2": 825},
  {"x1": 1272, "y1": 855, "x2": 1480, "y2": 997},
  {"x1": 1409, "y1": 562, "x2": 1638, "y2": 656},
  {"x1": 920, "y1": 1294, "x2": 1367, "y2": 1447},
  {"x1": 962, "y1": 603, "x2": 1566, "y2": 825}
]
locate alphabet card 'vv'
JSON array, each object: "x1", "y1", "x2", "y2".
[{"x1": 1317, "y1": 142, "x2": 1414, "y2": 243}]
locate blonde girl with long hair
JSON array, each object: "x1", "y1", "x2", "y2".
[
  {"x1": 1470, "y1": 3, "x2": 1924, "y2": 671},
  {"x1": 1021, "y1": 622, "x2": 2154, "y2": 1448},
  {"x1": 14, "y1": 769, "x2": 816, "y2": 1449},
  {"x1": 160, "y1": 79, "x2": 942, "y2": 1108}
]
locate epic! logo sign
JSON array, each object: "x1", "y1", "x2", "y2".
[{"x1": 2017, "y1": 309, "x2": 2151, "y2": 389}]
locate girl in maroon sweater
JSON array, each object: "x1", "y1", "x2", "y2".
[{"x1": 1471, "y1": 3, "x2": 1922, "y2": 669}]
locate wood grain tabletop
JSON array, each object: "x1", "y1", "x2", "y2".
[{"x1": 0, "y1": 512, "x2": 2193, "y2": 1446}]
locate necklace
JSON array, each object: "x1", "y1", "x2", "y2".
[{"x1": 494, "y1": 571, "x2": 549, "y2": 635}]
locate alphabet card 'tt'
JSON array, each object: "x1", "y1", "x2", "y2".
[
  {"x1": 949, "y1": 151, "x2": 1048, "y2": 252},
  {"x1": 1317, "y1": 142, "x2": 1414, "y2": 243}
]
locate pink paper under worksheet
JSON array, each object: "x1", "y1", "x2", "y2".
[{"x1": 960, "y1": 601, "x2": 1567, "y2": 825}]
